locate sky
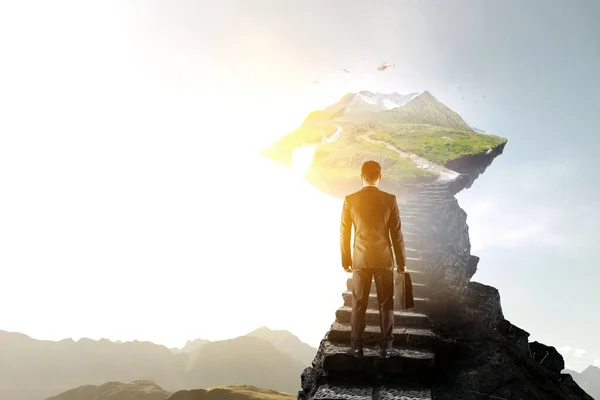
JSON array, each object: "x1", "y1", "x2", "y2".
[{"x1": 0, "y1": 0, "x2": 599, "y2": 372}]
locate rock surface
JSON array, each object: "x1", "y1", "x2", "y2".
[{"x1": 297, "y1": 177, "x2": 593, "y2": 399}]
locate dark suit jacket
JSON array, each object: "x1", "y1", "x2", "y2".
[{"x1": 340, "y1": 186, "x2": 406, "y2": 270}]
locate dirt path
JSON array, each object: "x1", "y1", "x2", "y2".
[{"x1": 358, "y1": 131, "x2": 459, "y2": 182}]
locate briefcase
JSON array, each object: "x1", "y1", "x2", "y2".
[{"x1": 394, "y1": 271, "x2": 415, "y2": 310}]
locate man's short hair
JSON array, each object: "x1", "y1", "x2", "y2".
[{"x1": 361, "y1": 160, "x2": 381, "y2": 183}]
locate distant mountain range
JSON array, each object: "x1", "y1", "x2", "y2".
[
  {"x1": 46, "y1": 381, "x2": 295, "y2": 400},
  {"x1": 261, "y1": 90, "x2": 506, "y2": 197},
  {"x1": 245, "y1": 326, "x2": 316, "y2": 366},
  {"x1": 564, "y1": 366, "x2": 600, "y2": 399},
  {"x1": 0, "y1": 327, "x2": 316, "y2": 400}
]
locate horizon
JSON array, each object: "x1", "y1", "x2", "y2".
[
  {"x1": 0, "y1": 324, "x2": 312, "y2": 349},
  {"x1": 1, "y1": 0, "x2": 599, "y2": 377}
]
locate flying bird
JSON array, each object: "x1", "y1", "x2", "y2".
[
  {"x1": 343, "y1": 68, "x2": 350, "y2": 73},
  {"x1": 376, "y1": 62, "x2": 395, "y2": 71}
]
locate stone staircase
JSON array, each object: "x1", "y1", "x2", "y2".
[{"x1": 303, "y1": 183, "x2": 453, "y2": 400}]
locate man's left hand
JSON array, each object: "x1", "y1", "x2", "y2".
[{"x1": 343, "y1": 266, "x2": 352, "y2": 273}]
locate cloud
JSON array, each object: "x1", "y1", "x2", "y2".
[
  {"x1": 573, "y1": 348, "x2": 587, "y2": 359},
  {"x1": 464, "y1": 199, "x2": 565, "y2": 252},
  {"x1": 457, "y1": 160, "x2": 577, "y2": 252},
  {"x1": 514, "y1": 162, "x2": 573, "y2": 193},
  {"x1": 557, "y1": 346, "x2": 594, "y2": 373},
  {"x1": 557, "y1": 345, "x2": 573, "y2": 355}
]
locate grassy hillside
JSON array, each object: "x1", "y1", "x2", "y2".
[
  {"x1": 304, "y1": 128, "x2": 434, "y2": 197},
  {"x1": 370, "y1": 123, "x2": 506, "y2": 164},
  {"x1": 46, "y1": 382, "x2": 296, "y2": 400},
  {"x1": 261, "y1": 91, "x2": 507, "y2": 196},
  {"x1": 45, "y1": 380, "x2": 170, "y2": 400},
  {"x1": 168, "y1": 385, "x2": 295, "y2": 400}
]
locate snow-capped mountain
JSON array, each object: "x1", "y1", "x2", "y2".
[{"x1": 323, "y1": 91, "x2": 419, "y2": 114}]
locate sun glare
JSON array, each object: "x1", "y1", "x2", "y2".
[{"x1": 291, "y1": 145, "x2": 318, "y2": 177}]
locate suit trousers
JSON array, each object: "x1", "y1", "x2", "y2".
[{"x1": 350, "y1": 268, "x2": 394, "y2": 350}]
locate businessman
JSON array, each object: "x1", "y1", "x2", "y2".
[{"x1": 340, "y1": 160, "x2": 407, "y2": 358}]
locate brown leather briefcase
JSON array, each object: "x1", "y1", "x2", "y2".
[{"x1": 394, "y1": 271, "x2": 415, "y2": 310}]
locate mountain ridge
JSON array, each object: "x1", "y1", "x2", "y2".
[
  {"x1": 45, "y1": 381, "x2": 296, "y2": 400},
  {"x1": 0, "y1": 327, "x2": 315, "y2": 400},
  {"x1": 563, "y1": 366, "x2": 600, "y2": 399}
]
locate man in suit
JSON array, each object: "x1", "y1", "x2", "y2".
[{"x1": 340, "y1": 160, "x2": 407, "y2": 358}]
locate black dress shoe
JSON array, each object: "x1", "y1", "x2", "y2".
[
  {"x1": 346, "y1": 347, "x2": 364, "y2": 357},
  {"x1": 380, "y1": 348, "x2": 392, "y2": 358}
]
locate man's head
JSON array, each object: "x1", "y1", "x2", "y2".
[{"x1": 361, "y1": 160, "x2": 382, "y2": 186}]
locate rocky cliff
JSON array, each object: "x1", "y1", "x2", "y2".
[{"x1": 295, "y1": 138, "x2": 592, "y2": 399}]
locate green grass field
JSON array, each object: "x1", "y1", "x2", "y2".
[{"x1": 369, "y1": 123, "x2": 506, "y2": 164}]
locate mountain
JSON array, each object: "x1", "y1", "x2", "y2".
[
  {"x1": 245, "y1": 326, "x2": 317, "y2": 365},
  {"x1": 45, "y1": 380, "x2": 170, "y2": 400},
  {"x1": 0, "y1": 329, "x2": 306, "y2": 400},
  {"x1": 167, "y1": 385, "x2": 295, "y2": 400},
  {"x1": 184, "y1": 336, "x2": 304, "y2": 394},
  {"x1": 378, "y1": 90, "x2": 473, "y2": 131},
  {"x1": 0, "y1": 330, "x2": 184, "y2": 400},
  {"x1": 46, "y1": 382, "x2": 295, "y2": 400},
  {"x1": 564, "y1": 366, "x2": 600, "y2": 399},
  {"x1": 315, "y1": 91, "x2": 419, "y2": 118},
  {"x1": 261, "y1": 90, "x2": 507, "y2": 197},
  {"x1": 179, "y1": 338, "x2": 210, "y2": 353}
]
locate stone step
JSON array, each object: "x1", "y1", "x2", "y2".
[
  {"x1": 405, "y1": 247, "x2": 421, "y2": 258},
  {"x1": 401, "y1": 215, "x2": 425, "y2": 224},
  {"x1": 335, "y1": 306, "x2": 431, "y2": 328},
  {"x1": 401, "y1": 222, "x2": 421, "y2": 234},
  {"x1": 416, "y1": 198, "x2": 446, "y2": 204},
  {"x1": 399, "y1": 210, "x2": 429, "y2": 219},
  {"x1": 403, "y1": 238, "x2": 420, "y2": 249},
  {"x1": 374, "y1": 385, "x2": 432, "y2": 400},
  {"x1": 341, "y1": 292, "x2": 431, "y2": 312},
  {"x1": 406, "y1": 201, "x2": 441, "y2": 207},
  {"x1": 327, "y1": 322, "x2": 439, "y2": 348},
  {"x1": 405, "y1": 256, "x2": 425, "y2": 267},
  {"x1": 314, "y1": 383, "x2": 373, "y2": 400},
  {"x1": 313, "y1": 382, "x2": 433, "y2": 400},
  {"x1": 403, "y1": 232, "x2": 419, "y2": 242},
  {"x1": 346, "y1": 269, "x2": 429, "y2": 288},
  {"x1": 400, "y1": 204, "x2": 435, "y2": 213},
  {"x1": 346, "y1": 280, "x2": 429, "y2": 297},
  {"x1": 418, "y1": 189, "x2": 449, "y2": 194},
  {"x1": 320, "y1": 341, "x2": 435, "y2": 375}
]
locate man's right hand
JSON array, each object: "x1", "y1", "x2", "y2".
[{"x1": 397, "y1": 267, "x2": 406, "y2": 274}]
